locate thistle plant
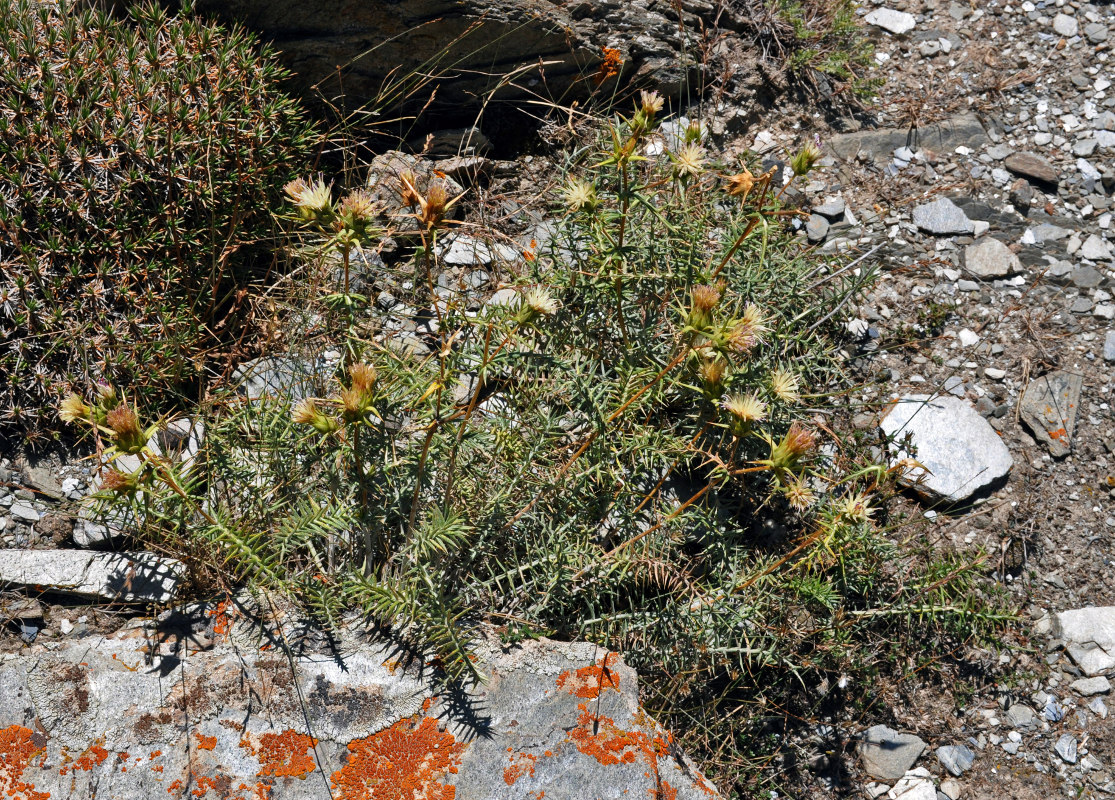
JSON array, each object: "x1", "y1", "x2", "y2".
[{"x1": 64, "y1": 91, "x2": 1009, "y2": 791}]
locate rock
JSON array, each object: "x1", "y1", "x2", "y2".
[
  {"x1": 0, "y1": 626, "x2": 722, "y2": 799},
  {"x1": 880, "y1": 395, "x2": 1013, "y2": 504},
  {"x1": 1009, "y1": 178, "x2": 1034, "y2": 213},
  {"x1": 1004, "y1": 152, "x2": 1059, "y2": 187},
  {"x1": 827, "y1": 113, "x2": 988, "y2": 163},
  {"x1": 813, "y1": 196, "x2": 846, "y2": 219},
  {"x1": 1054, "y1": 733, "x2": 1078, "y2": 764},
  {"x1": 1073, "y1": 265, "x2": 1105, "y2": 288},
  {"x1": 865, "y1": 8, "x2": 917, "y2": 35},
  {"x1": 0, "y1": 550, "x2": 184, "y2": 603},
  {"x1": 935, "y1": 745, "x2": 975, "y2": 776},
  {"x1": 1007, "y1": 704, "x2": 1037, "y2": 728},
  {"x1": 913, "y1": 197, "x2": 974, "y2": 235},
  {"x1": 1070, "y1": 676, "x2": 1112, "y2": 696},
  {"x1": 1091, "y1": 697, "x2": 1109, "y2": 718},
  {"x1": 858, "y1": 725, "x2": 927, "y2": 781},
  {"x1": 1052, "y1": 13, "x2": 1079, "y2": 37},
  {"x1": 10, "y1": 503, "x2": 40, "y2": 523},
  {"x1": 957, "y1": 329, "x2": 980, "y2": 347},
  {"x1": 1084, "y1": 22, "x2": 1109, "y2": 44},
  {"x1": 1019, "y1": 370, "x2": 1083, "y2": 457},
  {"x1": 806, "y1": 214, "x2": 830, "y2": 243},
  {"x1": 940, "y1": 777, "x2": 962, "y2": 800},
  {"x1": 887, "y1": 768, "x2": 937, "y2": 800},
  {"x1": 1057, "y1": 607, "x2": 1115, "y2": 676},
  {"x1": 233, "y1": 355, "x2": 330, "y2": 402},
  {"x1": 438, "y1": 233, "x2": 520, "y2": 266},
  {"x1": 1080, "y1": 233, "x2": 1113, "y2": 261},
  {"x1": 964, "y1": 237, "x2": 1021, "y2": 279},
  {"x1": 1104, "y1": 331, "x2": 1115, "y2": 361}
]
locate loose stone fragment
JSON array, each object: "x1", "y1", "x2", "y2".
[
  {"x1": 858, "y1": 725, "x2": 927, "y2": 780},
  {"x1": 0, "y1": 549, "x2": 184, "y2": 603},
  {"x1": 936, "y1": 744, "x2": 975, "y2": 776},
  {"x1": 963, "y1": 237, "x2": 1021, "y2": 279},
  {"x1": 1004, "y1": 152, "x2": 1060, "y2": 187},
  {"x1": 865, "y1": 8, "x2": 916, "y2": 34},
  {"x1": 1057, "y1": 607, "x2": 1115, "y2": 676},
  {"x1": 912, "y1": 197, "x2": 974, "y2": 235},
  {"x1": 1019, "y1": 370, "x2": 1083, "y2": 457}
]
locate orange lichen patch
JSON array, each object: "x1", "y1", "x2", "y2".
[
  {"x1": 1049, "y1": 427, "x2": 1068, "y2": 441},
  {"x1": 556, "y1": 652, "x2": 620, "y2": 699},
  {"x1": 503, "y1": 751, "x2": 538, "y2": 785},
  {"x1": 381, "y1": 659, "x2": 402, "y2": 675},
  {"x1": 566, "y1": 703, "x2": 670, "y2": 770},
  {"x1": 256, "y1": 730, "x2": 318, "y2": 779},
  {"x1": 167, "y1": 779, "x2": 183, "y2": 795},
  {"x1": 330, "y1": 716, "x2": 467, "y2": 800},
  {"x1": 195, "y1": 732, "x2": 217, "y2": 751},
  {"x1": 594, "y1": 46, "x2": 623, "y2": 85},
  {"x1": 658, "y1": 781, "x2": 679, "y2": 800},
  {"x1": 208, "y1": 600, "x2": 235, "y2": 636},
  {"x1": 66, "y1": 743, "x2": 110, "y2": 773},
  {"x1": 421, "y1": 697, "x2": 435, "y2": 714},
  {"x1": 0, "y1": 725, "x2": 50, "y2": 800}
]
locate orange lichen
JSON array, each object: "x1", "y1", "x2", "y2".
[
  {"x1": 330, "y1": 716, "x2": 467, "y2": 800},
  {"x1": 1049, "y1": 427, "x2": 1067, "y2": 441},
  {"x1": 0, "y1": 725, "x2": 50, "y2": 800},
  {"x1": 658, "y1": 781, "x2": 679, "y2": 800},
  {"x1": 208, "y1": 600, "x2": 234, "y2": 636},
  {"x1": 566, "y1": 703, "x2": 670, "y2": 773},
  {"x1": 195, "y1": 732, "x2": 217, "y2": 751},
  {"x1": 256, "y1": 730, "x2": 318, "y2": 779},
  {"x1": 167, "y1": 779, "x2": 183, "y2": 795},
  {"x1": 503, "y1": 751, "x2": 538, "y2": 785},
  {"x1": 594, "y1": 47, "x2": 623, "y2": 86},
  {"x1": 556, "y1": 653, "x2": 620, "y2": 699},
  {"x1": 68, "y1": 743, "x2": 110, "y2": 773}
]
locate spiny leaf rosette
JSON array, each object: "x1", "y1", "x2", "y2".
[{"x1": 0, "y1": 0, "x2": 317, "y2": 442}]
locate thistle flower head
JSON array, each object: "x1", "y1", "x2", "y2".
[
  {"x1": 562, "y1": 179, "x2": 598, "y2": 214},
  {"x1": 721, "y1": 393, "x2": 766, "y2": 436},
  {"x1": 726, "y1": 305, "x2": 767, "y2": 355},
  {"x1": 105, "y1": 404, "x2": 147, "y2": 453},
  {"x1": 292, "y1": 399, "x2": 340, "y2": 435},
  {"x1": 687, "y1": 284, "x2": 721, "y2": 330},
  {"x1": 517, "y1": 286, "x2": 561, "y2": 325},
  {"x1": 419, "y1": 182, "x2": 450, "y2": 229},
  {"x1": 698, "y1": 357, "x2": 728, "y2": 390},
  {"x1": 790, "y1": 144, "x2": 822, "y2": 177},
  {"x1": 684, "y1": 120, "x2": 703, "y2": 144},
  {"x1": 349, "y1": 363, "x2": 377, "y2": 394},
  {"x1": 285, "y1": 176, "x2": 332, "y2": 222},
  {"x1": 397, "y1": 171, "x2": 422, "y2": 208},
  {"x1": 724, "y1": 169, "x2": 756, "y2": 201},
  {"x1": 336, "y1": 189, "x2": 378, "y2": 237},
  {"x1": 639, "y1": 89, "x2": 664, "y2": 117},
  {"x1": 341, "y1": 363, "x2": 377, "y2": 421},
  {"x1": 94, "y1": 383, "x2": 118, "y2": 407},
  {"x1": 59, "y1": 393, "x2": 90, "y2": 423},
  {"x1": 672, "y1": 143, "x2": 705, "y2": 179},
  {"x1": 100, "y1": 468, "x2": 138, "y2": 495},
  {"x1": 767, "y1": 421, "x2": 815, "y2": 471},
  {"x1": 838, "y1": 490, "x2": 875, "y2": 525},
  {"x1": 784, "y1": 475, "x2": 816, "y2": 512},
  {"x1": 769, "y1": 369, "x2": 801, "y2": 403}
]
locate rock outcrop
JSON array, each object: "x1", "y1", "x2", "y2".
[{"x1": 0, "y1": 600, "x2": 722, "y2": 799}]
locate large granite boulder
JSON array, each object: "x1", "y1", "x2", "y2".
[
  {"x1": 191, "y1": 0, "x2": 763, "y2": 126},
  {"x1": 0, "y1": 603, "x2": 721, "y2": 799}
]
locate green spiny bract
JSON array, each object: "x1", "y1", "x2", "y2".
[{"x1": 0, "y1": 0, "x2": 317, "y2": 443}]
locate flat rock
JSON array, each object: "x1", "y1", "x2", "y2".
[
  {"x1": 880, "y1": 394, "x2": 1013, "y2": 504},
  {"x1": 806, "y1": 214, "x2": 830, "y2": 243},
  {"x1": 913, "y1": 197, "x2": 974, "y2": 235},
  {"x1": 233, "y1": 355, "x2": 330, "y2": 402},
  {"x1": 0, "y1": 622, "x2": 722, "y2": 800},
  {"x1": 1052, "y1": 12, "x2": 1079, "y2": 37},
  {"x1": 865, "y1": 7, "x2": 917, "y2": 34},
  {"x1": 1080, "y1": 233, "x2": 1113, "y2": 261},
  {"x1": 964, "y1": 236, "x2": 1021, "y2": 278},
  {"x1": 813, "y1": 196, "x2": 847, "y2": 219},
  {"x1": 1007, "y1": 703, "x2": 1037, "y2": 728},
  {"x1": 0, "y1": 549, "x2": 184, "y2": 603},
  {"x1": 827, "y1": 113, "x2": 987, "y2": 163},
  {"x1": 935, "y1": 744, "x2": 975, "y2": 776},
  {"x1": 1071, "y1": 676, "x2": 1112, "y2": 696},
  {"x1": 1057, "y1": 607, "x2": 1115, "y2": 676},
  {"x1": 1004, "y1": 152, "x2": 1059, "y2": 187},
  {"x1": 1104, "y1": 330, "x2": 1115, "y2": 361},
  {"x1": 1055, "y1": 733, "x2": 1078, "y2": 764},
  {"x1": 1019, "y1": 370, "x2": 1083, "y2": 457},
  {"x1": 858, "y1": 725, "x2": 927, "y2": 780},
  {"x1": 887, "y1": 768, "x2": 937, "y2": 800}
]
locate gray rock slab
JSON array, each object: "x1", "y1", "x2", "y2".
[
  {"x1": 1007, "y1": 703, "x2": 1037, "y2": 728},
  {"x1": 10, "y1": 503, "x2": 40, "y2": 523},
  {"x1": 1104, "y1": 331, "x2": 1115, "y2": 361},
  {"x1": 1071, "y1": 676, "x2": 1112, "y2": 696},
  {"x1": 1004, "y1": 152, "x2": 1060, "y2": 186},
  {"x1": 0, "y1": 549, "x2": 183, "y2": 602},
  {"x1": 935, "y1": 744, "x2": 975, "y2": 776},
  {"x1": 813, "y1": 196, "x2": 847, "y2": 219},
  {"x1": 1057, "y1": 607, "x2": 1115, "y2": 676},
  {"x1": 858, "y1": 725, "x2": 926, "y2": 780},
  {"x1": 1085, "y1": 22, "x2": 1109, "y2": 43},
  {"x1": 880, "y1": 394, "x2": 1013, "y2": 504},
  {"x1": 913, "y1": 197, "x2": 974, "y2": 235},
  {"x1": 1052, "y1": 13, "x2": 1079, "y2": 37},
  {"x1": 1073, "y1": 265, "x2": 1105, "y2": 288},
  {"x1": 1019, "y1": 371, "x2": 1083, "y2": 457},
  {"x1": 827, "y1": 113, "x2": 988, "y2": 163},
  {"x1": 806, "y1": 214, "x2": 830, "y2": 243},
  {"x1": 0, "y1": 625, "x2": 722, "y2": 799},
  {"x1": 865, "y1": 7, "x2": 916, "y2": 34},
  {"x1": 1055, "y1": 733, "x2": 1078, "y2": 764},
  {"x1": 964, "y1": 236, "x2": 1021, "y2": 278},
  {"x1": 1080, "y1": 233, "x2": 1113, "y2": 261},
  {"x1": 233, "y1": 355, "x2": 331, "y2": 402}
]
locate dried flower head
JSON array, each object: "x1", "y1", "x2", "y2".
[
  {"x1": 722, "y1": 393, "x2": 766, "y2": 436},
  {"x1": 791, "y1": 144, "x2": 822, "y2": 177},
  {"x1": 59, "y1": 393, "x2": 90, "y2": 423},
  {"x1": 724, "y1": 169, "x2": 756, "y2": 202},
  {"x1": 698, "y1": 358, "x2": 728, "y2": 390},
  {"x1": 106, "y1": 405, "x2": 146, "y2": 453},
  {"x1": 397, "y1": 171, "x2": 422, "y2": 207},
  {"x1": 769, "y1": 369, "x2": 801, "y2": 403},
  {"x1": 687, "y1": 284, "x2": 721, "y2": 330},
  {"x1": 285, "y1": 176, "x2": 332, "y2": 222},
  {"x1": 100, "y1": 468, "x2": 138, "y2": 495},
  {"x1": 562, "y1": 179, "x2": 598, "y2": 214},
  {"x1": 765, "y1": 421, "x2": 815, "y2": 472},
  {"x1": 419, "y1": 182, "x2": 450, "y2": 229},
  {"x1": 349, "y1": 363, "x2": 377, "y2": 394},
  {"x1": 517, "y1": 286, "x2": 561, "y2": 325},
  {"x1": 337, "y1": 190, "x2": 378, "y2": 236},
  {"x1": 639, "y1": 89, "x2": 664, "y2": 116},
  {"x1": 672, "y1": 143, "x2": 705, "y2": 179},
  {"x1": 292, "y1": 399, "x2": 340, "y2": 435}
]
